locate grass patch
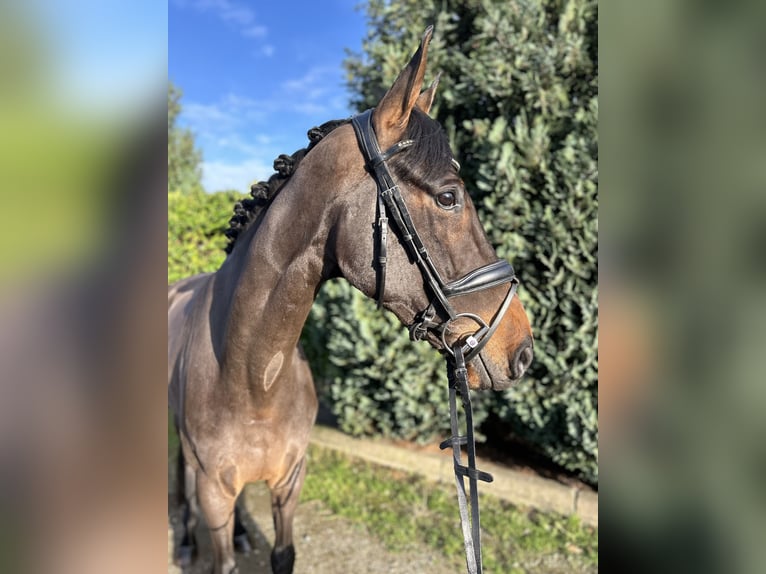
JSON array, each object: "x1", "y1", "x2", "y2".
[{"x1": 301, "y1": 445, "x2": 597, "y2": 573}]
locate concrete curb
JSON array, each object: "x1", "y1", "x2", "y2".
[{"x1": 309, "y1": 425, "x2": 597, "y2": 527}]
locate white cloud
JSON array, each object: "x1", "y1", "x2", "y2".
[
  {"x1": 258, "y1": 44, "x2": 275, "y2": 58},
  {"x1": 281, "y1": 66, "x2": 335, "y2": 95},
  {"x1": 193, "y1": 0, "x2": 252, "y2": 24},
  {"x1": 181, "y1": 66, "x2": 354, "y2": 193},
  {"x1": 292, "y1": 102, "x2": 329, "y2": 116},
  {"x1": 203, "y1": 158, "x2": 273, "y2": 192},
  {"x1": 181, "y1": 0, "x2": 269, "y2": 39},
  {"x1": 277, "y1": 66, "x2": 350, "y2": 117},
  {"x1": 183, "y1": 101, "x2": 236, "y2": 128},
  {"x1": 222, "y1": 93, "x2": 262, "y2": 109},
  {"x1": 242, "y1": 25, "x2": 268, "y2": 38},
  {"x1": 181, "y1": 99, "x2": 283, "y2": 191},
  {"x1": 181, "y1": 96, "x2": 272, "y2": 136},
  {"x1": 215, "y1": 134, "x2": 274, "y2": 158}
]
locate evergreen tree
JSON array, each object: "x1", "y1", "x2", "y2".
[
  {"x1": 306, "y1": 0, "x2": 598, "y2": 483},
  {"x1": 168, "y1": 82, "x2": 203, "y2": 194}
]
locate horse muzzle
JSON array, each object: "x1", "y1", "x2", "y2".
[{"x1": 465, "y1": 334, "x2": 534, "y2": 391}]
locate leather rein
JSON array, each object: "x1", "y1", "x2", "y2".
[{"x1": 351, "y1": 109, "x2": 519, "y2": 574}]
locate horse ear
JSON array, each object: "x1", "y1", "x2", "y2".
[
  {"x1": 415, "y1": 73, "x2": 441, "y2": 115},
  {"x1": 372, "y1": 26, "x2": 433, "y2": 148}
]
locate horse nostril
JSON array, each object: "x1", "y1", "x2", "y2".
[{"x1": 511, "y1": 341, "x2": 534, "y2": 379}]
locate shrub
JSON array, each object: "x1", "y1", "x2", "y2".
[
  {"x1": 328, "y1": 0, "x2": 599, "y2": 483},
  {"x1": 303, "y1": 280, "x2": 493, "y2": 442},
  {"x1": 168, "y1": 189, "x2": 238, "y2": 283},
  {"x1": 169, "y1": 0, "x2": 599, "y2": 483}
]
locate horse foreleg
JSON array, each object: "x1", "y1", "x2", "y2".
[
  {"x1": 268, "y1": 456, "x2": 307, "y2": 574},
  {"x1": 197, "y1": 470, "x2": 239, "y2": 574},
  {"x1": 174, "y1": 446, "x2": 200, "y2": 567}
]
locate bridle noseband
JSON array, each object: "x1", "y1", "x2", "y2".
[
  {"x1": 351, "y1": 109, "x2": 521, "y2": 574},
  {"x1": 351, "y1": 109, "x2": 518, "y2": 361}
]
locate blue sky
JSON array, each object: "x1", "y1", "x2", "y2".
[
  {"x1": 17, "y1": 0, "x2": 165, "y2": 112},
  {"x1": 170, "y1": 0, "x2": 369, "y2": 192}
]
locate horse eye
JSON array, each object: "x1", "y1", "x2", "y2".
[{"x1": 436, "y1": 192, "x2": 457, "y2": 209}]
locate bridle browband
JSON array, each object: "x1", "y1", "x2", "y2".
[{"x1": 351, "y1": 108, "x2": 519, "y2": 574}]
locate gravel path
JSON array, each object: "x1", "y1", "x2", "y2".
[{"x1": 168, "y1": 481, "x2": 457, "y2": 573}]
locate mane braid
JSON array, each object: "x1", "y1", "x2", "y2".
[{"x1": 223, "y1": 118, "x2": 349, "y2": 254}]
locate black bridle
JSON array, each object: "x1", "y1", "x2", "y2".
[{"x1": 351, "y1": 109, "x2": 519, "y2": 574}]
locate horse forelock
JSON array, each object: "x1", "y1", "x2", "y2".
[{"x1": 390, "y1": 108, "x2": 455, "y2": 186}]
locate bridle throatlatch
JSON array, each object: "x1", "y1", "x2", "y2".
[{"x1": 351, "y1": 109, "x2": 520, "y2": 574}]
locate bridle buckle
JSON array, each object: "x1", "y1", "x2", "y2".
[{"x1": 408, "y1": 305, "x2": 438, "y2": 342}]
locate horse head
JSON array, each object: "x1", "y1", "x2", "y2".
[{"x1": 308, "y1": 27, "x2": 533, "y2": 390}]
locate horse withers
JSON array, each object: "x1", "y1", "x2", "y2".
[{"x1": 168, "y1": 27, "x2": 533, "y2": 574}]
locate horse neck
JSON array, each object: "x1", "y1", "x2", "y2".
[{"x1": 211, "y1": 171, "x2": 333, "y2": 396}]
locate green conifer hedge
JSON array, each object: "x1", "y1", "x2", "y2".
[
  {"x1": 168, "y1": 0, "x2": 598, "y2": 484},
  {"x1": 309, "y1": 0, "x2": 598, "y2": 483}
]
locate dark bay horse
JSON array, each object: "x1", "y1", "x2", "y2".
[{"x1": 168, "y1": 28, "x2": 533, "y2": 574}]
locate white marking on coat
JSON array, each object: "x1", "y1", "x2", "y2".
[{"x1": 263, "y1": 351, "x2": 284, "y2": 391}]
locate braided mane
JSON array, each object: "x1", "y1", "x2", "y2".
[{"x1": 224, "y1": 118, "x2": 349, "y2": 254}]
